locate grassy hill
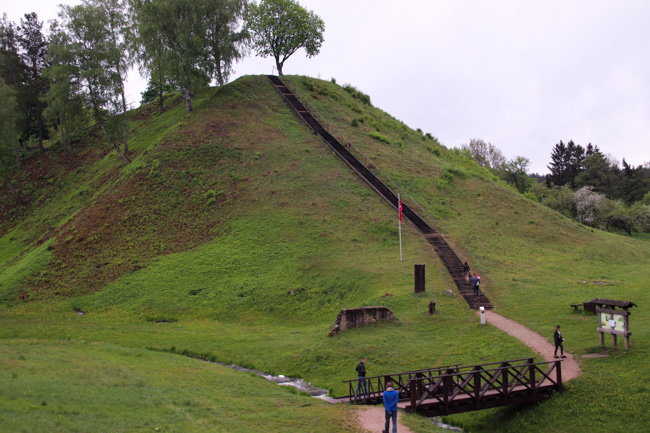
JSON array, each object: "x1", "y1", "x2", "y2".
[{"x1": 1, "y1": 75, "x2": 649, "y2": 433}]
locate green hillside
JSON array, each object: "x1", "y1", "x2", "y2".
[{"x1": 1, "y1": 75, "x2": 649, "y2": 433}]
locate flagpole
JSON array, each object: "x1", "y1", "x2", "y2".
[{"x1": 398, "y1": 194, "x2": 403, "y2": 262}]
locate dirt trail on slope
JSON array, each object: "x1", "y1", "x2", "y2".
[
  {"x1": 482, "y1": 310, "x2": 582, "y2": 381},
  {"x1": 354, "y1": 310, "x2": 582, "y2": 432}
]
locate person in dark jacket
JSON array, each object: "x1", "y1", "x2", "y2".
[
  {"x1": 383, "y1": 381, "x2": 399, "y2": 433},
  {"x1": 355, "y1": 357, "x2": 368, "y2": 398},
  {"x1": 463, "y1": 261, "x2": 471, "y2": 282},
  {"x1": 471, "y1": 273, "x2": 480, "y2": 298},
  {"x1": 554, "y1": 325, "x2": 566, "y2": 358}
]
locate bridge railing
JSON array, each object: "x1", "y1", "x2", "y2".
[
  {"x1": 406, "y1": 359, "x2": 563, "y2": 416},
  {"x1": 341, "y1": 357, "x2": 540, "y2": 404}
]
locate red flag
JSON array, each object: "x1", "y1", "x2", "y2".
[{"x1": 399, "y1": 197, "x2": 402, "y2": 221}]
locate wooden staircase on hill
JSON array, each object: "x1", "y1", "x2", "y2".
[{"x1": 267, "y1": 75, "x2": 491, "y2": 310}]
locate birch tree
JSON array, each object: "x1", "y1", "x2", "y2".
[
  {"x1": 131, "y1": 0, "x2": 249, "y2": 113},
  {"x1": 43, "y1": 23, "x2": 86, "y2": 161},
  {"x1": 59, "y1": 0, "x2": 133, "y2": 163}
]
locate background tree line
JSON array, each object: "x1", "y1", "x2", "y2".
[
  {"x1": 463, "y1": 138, "x2": 650, "y2": 235},
  {"x1": 1, "y1": 0, "x2": 324, "y2": 196}
]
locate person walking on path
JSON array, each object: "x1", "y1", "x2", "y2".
[
  {"x1": 382, "y1": 381, "x2": 399, "y2": 433},
  {"x1": 355, "y1": 357, "x2": 368, "y2": 398},
  {"x1": 463, "y1": 261, "x2": 471, "y2": 282},
  {"x1": 554, "y1": 325, "x2": 566, "y2": 358},
  {"x1": 471, "y1": 273, "x2": 481, "y2": 299}
]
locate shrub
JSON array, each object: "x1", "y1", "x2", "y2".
[
  {"x1": 524, "y1": 192, "x2": 539, "y2": 202},
  {"x1": 370, "y1": 131, "x2": 391, "y2": 144},
  {"x1": 342, "y1": 84, "x2": 372, "y2": 106}
]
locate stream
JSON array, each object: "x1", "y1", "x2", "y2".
[
  {"x1": 213, "y1": 360, "x2": 465, "y2": 430},
  {"x1": 214, "y1": 362, "x2": 331, "y2": 400}
]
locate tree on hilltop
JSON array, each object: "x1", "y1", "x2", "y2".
[
  {"x1": 43, "y1": 21, "x2": 86, "y2": 161},
  {"x1": 461, "y1": 138, "x2": 506, "y2": 172},
  {"x1": 130, "y1": 0, "x2": 249, "y2": 113},
  {"x1": 247, "y1": 0, "x2": 324, "y2": 75},
  {"x1": 501, "y1": 156, "x2": 533, "y2": 194},
  {"x1": 59, "y1": 0, "x2": 134, "y2": 163},
  {"x1": 204, "y1": 0, "x2": 249, "y2": 86}
]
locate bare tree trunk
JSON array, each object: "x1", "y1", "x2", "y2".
[
  {"x1": 60, "y1": 110, "x2": 69, "y2": 161},
  {"x1": 87, "y1": 79, "x2": 129, "y2": 164},
  {"x1": 156, "y1": 62, "x2": 164, "y2": 113},
  {"x1": 118, "y1": 80, "x2": 129, "y2": 155},
  {"x1": 158, "y1": 75, "x2": 164, "y2": 113},
  {"x1": 12, "y1": 128, "x2": 20, "y2": 170},
  {"x1": 182, "y1": 87, "x2": 192, "y2": 113},
  {"x1": 37, "y1": 111, "x2": 44, "y2": 152},
  {"x1": 3, "y1": 170, "x2": 21, "y2": 205},
  {"x1": 275, "y1": 55, "x2": 283, "y2": 75},
  {"x1": 98, "y1": 118, "x2": 131, "y2": 164}
]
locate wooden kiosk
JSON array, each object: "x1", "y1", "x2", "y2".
[{"x1": 594, "y1": 299, "x2": 637, "y2": 350}]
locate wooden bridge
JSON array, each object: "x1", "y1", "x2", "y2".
[
  {"x1": 339, "y1": 358, "x2": 563, "y2": 416},
  {"x1": 266, "y1": 75, "x2": 491, "y2": 310}
]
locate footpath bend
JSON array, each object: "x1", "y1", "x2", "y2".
[{"x1": 354, "y1": 310, "x2": 582, "y2": 432}]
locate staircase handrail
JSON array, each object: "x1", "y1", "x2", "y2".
[{"x1": 281, "y1": 75, "x2": 439, "y2": 230}]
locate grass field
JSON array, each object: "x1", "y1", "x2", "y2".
[{"x1": 1, "y1": 75, "x2": 649, "y2": 433}]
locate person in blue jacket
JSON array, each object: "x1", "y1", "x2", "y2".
[{"x1": 383, "y1": 381, "x2": 399, "y2": 433}]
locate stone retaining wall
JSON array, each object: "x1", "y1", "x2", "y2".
[{"x1": 328, "y1": 306, "x2": 396, "y2": 337}]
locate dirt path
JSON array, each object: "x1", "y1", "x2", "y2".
[
  {"x1": 353, "y1": 309, "x2": 582, "y2": 432},
  {"x1": 356, "y1": 405, "x2": 414, "y2": 433},
  {"x1": 482, "y1": 310, "x2": 582, "y2": 381}
]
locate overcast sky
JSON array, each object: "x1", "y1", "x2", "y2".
[{"x1": 4, "y1": 0, "x2": 650, "y2": 174}]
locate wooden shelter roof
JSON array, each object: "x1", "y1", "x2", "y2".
[{"x1": 589, "y1": 298, "x2": 637, "y2": 309}]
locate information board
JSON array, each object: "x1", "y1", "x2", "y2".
[{"x1": 599, "y1": 311, "x2": 626, "y2": 333}]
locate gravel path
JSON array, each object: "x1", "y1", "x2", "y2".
[
  {"x1": 354, "y1": 309, "x2": 582, "y2": 432},
  {"x1": 482, "y1": 310, "x2": 582, "y2": 381}
]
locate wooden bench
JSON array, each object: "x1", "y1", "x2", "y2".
[{"x1": 571, "y1": 301, "x2": 598, "y2": 313}]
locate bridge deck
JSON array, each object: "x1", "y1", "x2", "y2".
[{"x1": 335, "y1": 358, "x2": 562, "y2": 416}]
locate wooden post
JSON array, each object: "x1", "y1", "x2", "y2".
[
  {"x1": 599, "y1": 331, "x2": 604, "y2": 346},
  {"x1": 409, "y1": 380, "x2": 417, "y2": 413},
  {"x1": 415, "y1": 264, "x2": 425, "y2": 293},
  {"x1": 529, "y1": 363, "x2": 537, "y2": 401},
  {"x1": 443, "y1": 374, "x2": 452, "y2": 415},
  {"x1": 555, "y1": 360, "x2": 563, "y2": 393},
  {"x1": 502, "y1": 368, "x2": 509, "y2": 404},
  {"x1": 428, "y1": 300, "x2": 436, "y2": 314},
  {"x1": 612, "y1": 333, "x2": 617, "y2": 346},
  {"x1": 473, "y1": 369, "x2": 481, "y2": 410},
  {"x1": 624, "y1": 314, "x2": 631, "y2": 350}
]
